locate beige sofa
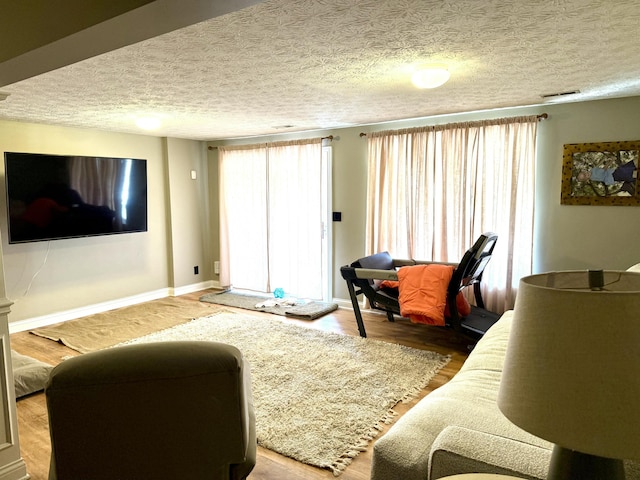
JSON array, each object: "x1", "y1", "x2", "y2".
[{"x1": 371, "y1": 265, "x2": 640, "y2": 480}]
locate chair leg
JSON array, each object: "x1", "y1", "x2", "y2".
[
  {"x1": 386, "y1": 311, "x2": 395, "y2": 322},
  {"x1": 346, "y1": 280, "x2": 367, "y2": 337}
]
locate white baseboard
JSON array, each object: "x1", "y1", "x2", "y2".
[
  {"x1": 332, "y1": 297, "x2": 356, "y2": 309},
  {"x1": 8, "y1": 289, "x2": 170, "y2": 333},
  {"x1": 332, "y1": 297, "x2": 388, "y2": 318},
  {"x1": 170, "y1": 280, "x2": 217, "y2": 297},
  {"x1": 8, "y1": 280, "x2": 220, "y2": 334}
]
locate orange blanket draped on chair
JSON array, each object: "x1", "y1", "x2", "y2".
[{"x1": 381, "y1": 264, "x2": 471, "y2": 326}]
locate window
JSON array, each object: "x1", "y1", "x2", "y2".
[{"x1": 366, "y1": 116, "x2": 539, "y2": 312}]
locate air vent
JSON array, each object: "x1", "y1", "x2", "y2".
[
  {"x1": 0, "y1": 92, "x2": 10, "y2": 101},
  {"x1": 540, "y1": 90, "x2": 580, "y2": 99}
]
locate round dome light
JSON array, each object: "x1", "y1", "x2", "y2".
[{"x1": 411, "y1": 66, "x2": 450, "y2": 89}]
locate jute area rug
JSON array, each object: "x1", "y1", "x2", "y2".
[
  {"x1": 29, "y1": 296, "x2": 222, "y2": 353},
  {"x1": 118, "y1": 311, "x2": 450, "y2": 475}
]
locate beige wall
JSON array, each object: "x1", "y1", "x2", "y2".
[
  {"x1": 210, "y1": 96, "x2": 640, "y2": 301},
  {"x1": 2, "y1": 95, "x2": 639, "y2": 325},
  {"x1": 533, "y1": 97, "x2": 640, "y2": 272},
  {"x1": 0, "y1": 120, "x2": 208, "y2": 324},
  {"x1": 164, "y1": 137, "x2": 212, "y2": 288}
]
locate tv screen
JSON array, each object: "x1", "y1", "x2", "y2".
[{"x1": 4, "y1": 152, "x2": 147, "y2": 244}]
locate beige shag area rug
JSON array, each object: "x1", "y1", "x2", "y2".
[
  {"x1": 29, "y1": 296, "x2": 222, "y2": 353},
  {"x1": 118, "y1": 311, "x2": 450, "y2": 476}
]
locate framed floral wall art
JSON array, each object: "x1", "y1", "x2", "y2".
[{"x1": 561, "y1": 140, "x2": 640, "y2": 205}]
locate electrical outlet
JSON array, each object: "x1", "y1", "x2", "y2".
[
  {"x1": 194, "y1": 266, "x2": 199, "y2": 275},
  {"x1": 214, "y1": 261, "x2": 220, "y2": 274}
]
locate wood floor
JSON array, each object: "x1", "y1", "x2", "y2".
[{"x1": 10, "y1": 290, "x2": 470, "y2": 480}]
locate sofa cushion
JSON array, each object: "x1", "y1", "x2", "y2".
[
  {"x1": 12, "y1": 350, "x2": 53, "y2": 398},
  {"x1": 429, "y1": 426, "x2": 550, "y2": 479},
  {"x1": 455, "y1": 310, "x2": 511, "y2": 373}
]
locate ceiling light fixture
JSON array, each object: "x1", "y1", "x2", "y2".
[
  {"x1": 135, "y1": 117, "x2": 162, "y2": 130},
  {"x1": 411, "y1": 65, "x2": 450, "y2": 89}
]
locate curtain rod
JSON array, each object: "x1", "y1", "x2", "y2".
[
  {"x1": 358, "y1": 113, "x2": 548, "y2": 137},
  {"x1": 207, "y1": 135, "x2": 333, "y2": 150}
]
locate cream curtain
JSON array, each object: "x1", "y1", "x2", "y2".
[
  {"x1": 366, "y1": 116, "x2": 539, "y2": 312},
  {"x1": 267, "y1": 141, "x2": 324, "y2": 298},
  {"x1": 218, "y1": 139, "x2": 324, "y2": 298},
  {"x1": 218, "y1": 145, "x2": 268, "y2": 292}
]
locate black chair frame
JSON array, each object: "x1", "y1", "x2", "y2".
[{"x1": 340, "y1": 232, "x2": 500, "y2": 339}]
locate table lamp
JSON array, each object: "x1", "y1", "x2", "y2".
[{"x1": 497, "y1": 270, "x2": 640, "y2": 480}]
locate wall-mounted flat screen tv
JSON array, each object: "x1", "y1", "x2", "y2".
[{"x1": 4, "y1": 152, "x2": 147, "y2": 244}]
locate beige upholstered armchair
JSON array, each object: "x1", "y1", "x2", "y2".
[{"x1": 45, "y1": 341, "x2": 256, "y2": 480}]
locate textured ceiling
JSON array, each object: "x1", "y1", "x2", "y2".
[{"x1": 1, "y1": 0, "x2": 640, "y2": 141}]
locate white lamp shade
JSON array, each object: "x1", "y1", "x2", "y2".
[{"x1": 498, "y1": 271, "x2": 640, "y2": 460}]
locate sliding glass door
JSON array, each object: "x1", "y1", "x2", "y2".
[{"x1": 219, "y1": 140, "x2": 331, "y2": 301}]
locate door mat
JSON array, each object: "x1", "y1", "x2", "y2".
[{"x1": 199, "y1": 291, "x2": 338, "y2": 319}]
